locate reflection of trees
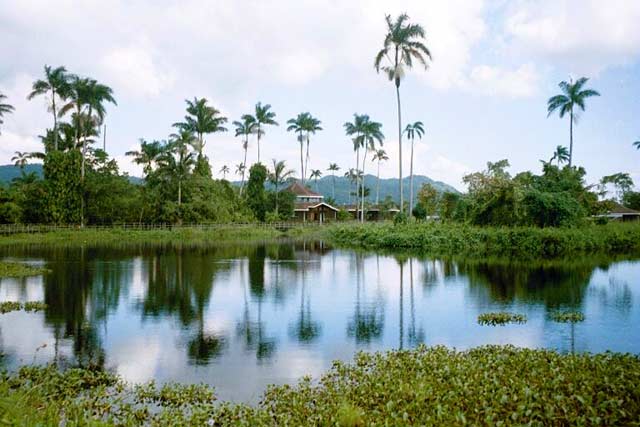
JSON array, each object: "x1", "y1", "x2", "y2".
[
  {"x1": 288, "y1": 263, "x2": 322, "y2": 344},
  {"x1": 407, "y1": 259, "x2": 425, "y2": 346},
  {"x1": 347, "y1": 253, "x2": 384, "y2": 344}
]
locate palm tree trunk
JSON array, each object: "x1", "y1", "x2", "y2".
[
  {"x1": 305, "y1": 133, "x2": 310, "y2": 183},
  {"x1": 275, "y1": 182, "x2": 279, "y2": 214},
  {"x1": 52, "y1": 90, "x2": 58, "y2": 151},
  {"x1": 332, "y1": 173, "x2": 336, "y2": 200},
  {"x1": 299, "y1": 134, "x2": 305, "y2": 184},
  {"x1": 376, "y1": 160, "x2": 380, "y2": 205},
  {"x1": 361, "y1": 148, "x2": 368, "y2": 223},
  {"x1": 396, "y1": 81, "x2": 403, "y2": 213},
  {"x1": 178, "y1": 179, "x2": 182, "y2": 205},
  {"x1": 409, "y1": 138, "x2": 415, "y2": 217},
  {"x1": 257, "y1": 125, "x2": 261, "y2": 164},
  {"x1": 569, "y1": 107, "x2": 574, "y2": 167},
  {"x1": 355, "y1": 147, "x2": 360, "y2": 219},
  {"x1": 240, "y1": 141, "x2": 248, "y2": 195}
]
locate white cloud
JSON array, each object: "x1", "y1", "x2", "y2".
[{"x1": 468, "y1": 63, "x2": 539, "y2": 97}]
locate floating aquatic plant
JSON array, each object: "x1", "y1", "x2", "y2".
[
  {"x1": 478, "y1": 312, "x2": 527, "y2": 326},
  {"x1": 550, "y1": 311, "x2": 585, "y2": 323},
  {"x1": 0, "y1": 301, "x2": 48, "y2": 314}
]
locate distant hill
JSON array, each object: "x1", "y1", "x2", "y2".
[{"x1": 0, "y1": 164, "x2": 43, "y2": 184}]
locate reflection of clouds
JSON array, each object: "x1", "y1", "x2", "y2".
[
  {"x1": 111, "y1": 335, "x2": 162, "y2": 383},
  {"x1": 0, "y1": 312, "x2": 59, "y2": 364}
]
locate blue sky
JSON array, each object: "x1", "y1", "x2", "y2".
[{"x1": 1, "y1": 0, "x2": 639, "y2": 191}]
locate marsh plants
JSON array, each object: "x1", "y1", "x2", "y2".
[
  {"x1": 477, "y1": 312, "x2": 527, "y2": 326},
  {"x1": 1, "y1": 345, "x2": 639, "y2": 426}
]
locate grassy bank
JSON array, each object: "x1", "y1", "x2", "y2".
[
  {"x1": 0, "y1": 261, "x2": 49, "y2": 278},
  {"x1": 0, "y1": 225, "x2": 322, "y2": 248},
  {"x1": 327, "y1": 222, "x2": 640, "y2": 257},
  {"x1": 1, "y1": 345, "x2": 638, "y2": 426}
]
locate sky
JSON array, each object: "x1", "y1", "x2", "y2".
[{"x1": 1, "y1": 0, "x2": 639, "y2": 191}]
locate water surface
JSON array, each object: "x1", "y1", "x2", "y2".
[{"x1": 1, "y1": 241, "x2": 638, "y2": 402}]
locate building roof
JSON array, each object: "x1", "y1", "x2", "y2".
[
  {"x1": 286, "y1": 181, "x2": 323, "y2": 198},
  {"x1": 294, "y1": 202, "x2": 339, "y2": 212},
  {"x1": 608, "y1": 203, "x2": 640, "y2": 215}
]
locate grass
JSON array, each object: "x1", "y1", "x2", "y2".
[
  {"x1": 327, "y1": 221, "x2": 640, "y2": 258},
  {"x1": 0, "y1": 261, "x2": 48, "y2": 278},
  {"x1": 478, "y1": 312, "x2": 527, "y2": 326},
  {"x1": 0, "y1": 345, "x2": 638, "y2": 426}
]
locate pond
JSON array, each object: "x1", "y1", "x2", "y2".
[{"x1": 0, "y1": 240, "x2": 639, "y2": 402}]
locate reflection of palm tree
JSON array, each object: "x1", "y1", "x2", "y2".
[
  {"x1": 407, "y1": 259, "x2": 425, "y2": 346},
  {"x1": 289, "y1": 264, "x2": 321, "y2": 343},
  {"x1": 347, "y1": 254, "x2": 384, "y2": 344}
]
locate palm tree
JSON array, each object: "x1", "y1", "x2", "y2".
[
  {"x1": 375, "y1": 13, "x2": 432, "y2": 213},
  {"x1": 358, "y1": 119, "x2": 384, "y2": 222},
  {"x1": 344, "y1": 168, "x2": 357, "y2": 205},
  {"x1": 404, "y1": 121, "x2": 424, "y2": 216},
  {"x1": 254, "y1": 102, "x2": 278, "y2": 164},
  {"x1": 269, "y1": 159, "x2": 295, "y2": 214},
  {"x1": 125, "y1": 139, "x2": 164, "y2": 177},
  {"x1": 219, "y1": 165, "x2": 230, "y2": 180},
  {"x1": 310, "y1": 169, "x2": 322, "y2": 192},
  {"x1": 235, "y1": 163, "x2": 246, "y2": 181},
  {"x1": 160, "y1": 130, "x2": 197, "y2": 208},
  {"x1": 302, "y1": 114, "x2": 322, "y2": 182},
  {"x1": 345, "y1": 114, "x2": 368, "y2": 215},
  {"x1": 549, "y1": 145, "x2": 570, "y2": 166},
  {"x1": 372, "y1": 149, "x2": 388, "y2": 205},
  {"x1": 233, "y1": 115, "x2": 256, "y2": 194},
  {"x1": 11, "y1": 151, "x2": 30, "y2": 172},
  {"x1": 633, "y1": 140, "x2": 640, "y2": 150},
  {"x1": 0, "y1": 92, "x2": 15, "y2": 134},
  {"x1": 547, "y1": 77, "x2": 600, "y2": 167},
  {"x1": 327, "y1": 163, "x2": 340, "y2": 200},
  {"x1": 287, "y1": 113, "x2": 311, "y2": 183},
  {"x1": 27, "y1": 65, "x2": 70, "y2": 150}
]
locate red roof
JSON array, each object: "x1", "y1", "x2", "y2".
[{"x1": 286, "y1": 181, "x2": 323, "y2": 198}]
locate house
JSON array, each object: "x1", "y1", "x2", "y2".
[
  {"x1": 596, "y1": 203, "x2": 640, "y2": 222},
  {"x1": 286, "y1": 181, "x2": 339, "y2": 223},
  {"x1": 344, "y1": 205, "x2": 400, "y2": 221}
]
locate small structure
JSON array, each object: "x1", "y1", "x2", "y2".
[
  {"x1": 597, "y1": 203, "x2": 640, "y2": 222},
  {"x1": 287, "y1": 181, "x2": 338, "y2": 223},
  {"x1": 345, "y1": 205, "x2": 400, "y2": 221}
]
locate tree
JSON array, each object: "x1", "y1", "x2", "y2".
[
  {"x1": 634, "y1": 140, "x2": 640, "y2": 150},
  {"x1": 287, "y1": 113, "x2": 311, "y2": 183},
  {"x1": 125, "y1": 139, "x2": 164, "y2": 178},
  {"x1": 11, "y1": 151, "x2": 30, "y2": 172},
  {"x1": 417, "y1": 183, "x2": 439, "y2": 218},
  {"x1": 254, "y1": 102, "x2": 278, "y2": 164},
  {"x1": 269, "y1": 159, "x2": 295, "y2": 214},
  {"x1": 219, "y1": 165, "x2": 230, "y2": 180},
  {"x1": 372, "y1": 149, "x2": 388, "y2": 205},
  {"x1": 158, "y1": 130, "x2": 197, "y2": 209},
  {"x1": 246, "y1": 163, "x2": 268, "y2": 221},
  {"x1": 233, "y1": 115, "x2": 256, "y2": 194},
  {"x1": 547, "y1": 77, "x2": 600, "y2": 167},
  {"x1": 27, "y1": 65, "x2": 70, "y2": 150},
  {"x1": 375, "y1": 13, "x2": 431, "y2": 213},
  {"x1": 302, "y1": 114, "x2": 322, "y2": 182},
  {"x1": 310, "y1": 169, "x2": 322, "y2": 192},
  {"x1": 601, "y1": 173, "x2": 634, "y2": 202},
  {"x1": 174, "y1": 97, "x2": 227, "y2": 177},
  {"x1": 344, "y1": 114, "x2": 368, "y2": 215},
  {"x1": 0, "y1": 92, "x2": 15, "y2": 134},
  {"x1": 404, "y1": 121, "x2": 424, "y2": 217},
  {"x1": 357, "y1": 118, "x2": 384, "y2": 222},
  {"x1": 549, "y1": 145, "x2": 570, "y2": 166},
  {"x1": 327, "y1": 163, "x2": 340, "y2": 200}
]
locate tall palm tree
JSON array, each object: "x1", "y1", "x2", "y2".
[
  {"x1": 310, "y1": 169, "x2": 322, "y2": 192},
  {"x1": 549, "y1": 145, "x2": 570, "y2": 166},
  {"x1": 219, "y1": 165, "x2": 230, "y2": 180},
  {"x1": 0, "y1": 92, "x2": 15, "y2": 134},
  {"x1": 27, "y1": 65, "x2": 70, "y2": 150},
  {"x1": 372, "y1": 149, "x2": 388, "y2": 205},
  {"x1": 327, "y1": 163, "x2": 340, "y2": 200},
  {"x1": 547, "y1": 77, "x2": 600, "y2": 167},
  {"x1": 254, "y1": 102, "x2": 278, "y2": 164},
  {"x1": 269, "y1": 159, "x2": 295, "y2": 214},
  {"x1": 125, "y1": 139, "x2": 164, "y2": 177},
  {"x1": 233, "y1": 115, "x2": 256, "y2": 194},
  {"x1": 160, "y1": 130, "x2": 197, "y2": 208},
  {"x1": 358, "y1": 119, "x2": 384, "y2": 222},
  {"x1": 404, "y1": 121, "x2": 424, "y2": 216},
  {"x1": 302, "y1": 114, "x2": 322, "y2": 183},
  {"x1": 375, "y1": 13, "x2": 432, "y2": 213},
  {"x1": 344, "y1": 168, "x2": 357, "y2": 205},
  {"x1": 287, "y1": 113, "x2": 311, "y2": 183},
  {"x1": 11, "y1": 151, "x2": 30, "y2": 172},
  {"x1": 633, "y1": 140, "x2": 640, "y2": 150},
  {"x1": 235, "y1": 163, "x2": 246, "y2": 181},
  {"x1": 345, "y1": 114, "x2": 368, "y2": 215}
]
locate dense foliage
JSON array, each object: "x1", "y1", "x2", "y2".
[
  {"x1": 0, "y1": 261, "x2": 48, "y2": 278},
  {"x1": 1, "y1": 345, "x2": 639, "y2": 426}
]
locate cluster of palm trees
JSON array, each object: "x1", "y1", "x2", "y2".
[{"x1": 285, "y1": 112, "x2": 322, "y2": 185}]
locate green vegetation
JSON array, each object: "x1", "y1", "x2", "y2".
[
  {"x1": 0, "y1": 91, "x2": 14, "y2": 134},
  {"x1": 550, "y1": 311, "x2": 585, "y2": 323},
  {"x1": 478, "y1": 312, "x2": 527, "y2": 326},
  {"x1": 0, "y1": 261, "x2": 48, "y2": 278},
  {"x1": 0, "y1": 301, "x2": 47, "y2": 314},
  {"x1": 328, "y1": 222, "x2": 640, "y2": 257},
  {"x1": 1, "y1": 345, "x2": 639, "y2": 426}
]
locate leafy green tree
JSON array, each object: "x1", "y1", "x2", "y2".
[
  {"x1": 0, "y1": 91, "x2": 15, "y2": 134},
  {"x1": 601, "y1": 173, "x2": 634, "y2": 202},
  {"x1": 269, "y1": 159, "x2": 295, "y2": 214},
  {"x1": 310, "y1": 169, "x2": 322, "y2": 192},
  {"x1": 253, "y1": 102, "x2": 278, "y2": 163},
  {"x1": 438, "y1": 191, "x2": 460, "y2": 221},
  {"x1": 622, "y1": 191, "x2": 640, "y2": 210},
  {"x1": 327, "y1": 163, "x2": 340, "y2": 200},
  {"x1": 43, "y1": 150, "x2": 83, "y2": 224},
  {"x1": 375, "y1": 13, "x2": 431, "y2": 212},
  {"x1": 371, "y1": 149, "x2": 388, "y2": 205},
  {"x1": 27, "y1": 65, "x2": 70, "y2": 150},
  {"x1": 246, "y1": 163, "x2": 268, "y2": 221},
  {"x1": 404, "y1": 121, "x2": 425, "y2": 216},
  {"x1": 416, "y1": 183, "x2": 439, "y2": 217},
  {"x1": 233, "y1": 115, "x2": 256, "y2": 193},
  {"x1": 547, "y1": 77, "x2": 600, "y2": 167}
]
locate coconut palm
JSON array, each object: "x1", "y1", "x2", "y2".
[
  {"x1": 0, "y1": 92, "x2": 15, "y2": 134},
  {"x1": 358, "y1": 119, "x2": 384, "y2": 222},
  {"x1": 310, "y1": 169, "x2": 322, "y2": 192},
  {"x1": 125, "y1": 139, "x2": 164, "y2": 177},
  {"x1": 549, "y1": 145, "x2": 570, "y2": 166},
  {"x1": 27, "y1": 65, "x2": 70, "y2": 150},
  {"x1": 303, "y1": 115, "x2": 322, "y2": 182},
  {"x1": 219, "y1": 165, "x2": 230, "y2": 180},
  {"x1": 547, "y1": 77, "x2": 600, "y2": 167},
  {"x1": 404, "y1": 121, "x2": 424, "y2": 217},
  {"x1": 372, "y1": 149, "x2": 388, "y2": 205},
  {"x1": 254, "y1": 102, "x2": 278, "y2": 164},
  {"x1": 327, "y1": 163, "x2": 340, "y2": 200},
  {"x1": 269, "y1": 159, "x2": 295, "y2": 214},
  {"x1": 233, "y1": 115, "x2": 256, "y2": 194},
  {"x1": 287, "y1": 113, "x2": 311, "y2": 183},
  {"x1": 375, "y1": 13, "x2": 432, "y2": 213},
  {"x1": 11, "y1": 151, "x2": 30, "y2": 171},
  {"x1": 633, "y1": 140, "x2": 640, "y2": 150}
]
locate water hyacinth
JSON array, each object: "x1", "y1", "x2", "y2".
[
  {"x1": 0, "y1": 301, "x2": 48, "y2": 314},
  {"x1": 0, "y1": 261, "x2": 48, "y2": 278},
  {"x1": 550, "y1": 311, "x2": 585, "y2": 323},
  {"x1": 478, "y1": 312, "x2": 527, "y2": 326}
]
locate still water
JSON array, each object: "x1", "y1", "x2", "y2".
[{"x1": 0, "y1": 241, "x2": 638, "y2": 402}]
